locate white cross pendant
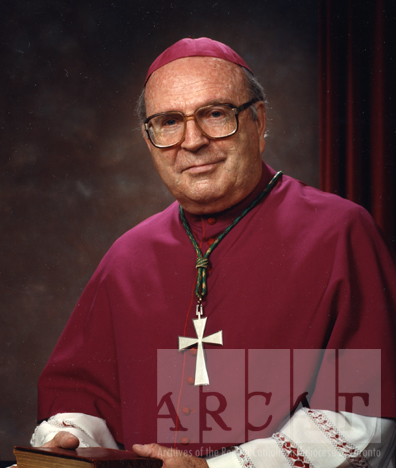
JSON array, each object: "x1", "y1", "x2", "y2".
[{"x1": 178, "y1": 303, "x2": 223, "y2": 386}]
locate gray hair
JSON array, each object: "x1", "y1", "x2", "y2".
[
  {"x1": 135, "y1": 66, "x2": 266, "y2": 124},
  {"x1": 240, "y1": 67, "x2": 266, "y2": 121},
  {"x1": 136, "y1": 87, "x2": 147, "y2": 125}
]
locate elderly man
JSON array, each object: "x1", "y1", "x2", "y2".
[{"x1": 32, "y1": 38, "x2": 396, "y2": 468}]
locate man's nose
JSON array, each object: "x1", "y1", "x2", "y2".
[{"x1": 180, "y1": 116, "x2": 209, "y2": 151}]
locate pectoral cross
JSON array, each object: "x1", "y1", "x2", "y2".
[{"x1": 178, "y1": 303, "x2": 223, "y2": 386}]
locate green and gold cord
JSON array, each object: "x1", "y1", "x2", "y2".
[{"x1": 179, "y1": 171, "x2": 283, "y2": 302}]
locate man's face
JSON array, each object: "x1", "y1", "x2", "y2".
[{"x1": 144, "y1": 57, "x2": 266, "y2": 215}]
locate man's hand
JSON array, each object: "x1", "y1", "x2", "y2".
[
  {"x1": 41, "y1": 431, "x2": 80, "y2": 449},
  {"x1": 133, "y1": 443, "x2": 209, "y2": 468}
]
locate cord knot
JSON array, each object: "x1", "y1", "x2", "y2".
[{"x1": 196, "y1": 257, "x2": 209, "y2": 269}]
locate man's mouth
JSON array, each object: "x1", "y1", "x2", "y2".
[{"x1": 183, "y1": 160, "x2": 224, "y2": 174}]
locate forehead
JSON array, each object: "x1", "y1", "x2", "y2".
[{"x1": 145, "y1": 57, "x2": 247, "y2": 115}]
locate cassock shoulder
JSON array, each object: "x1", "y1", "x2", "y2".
[
  {"x1": 92, "y1": 201, "x2": 181, "y2": 275},
  {"x1": 278, "y1": 175, "x2": 388, "y2": 244}
]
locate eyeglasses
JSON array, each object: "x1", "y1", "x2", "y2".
[{"x1": 144, "y1": 98, "x2": 259, "y2": 149}]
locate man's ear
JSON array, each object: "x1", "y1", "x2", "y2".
[{"x1": 254, "y1": 101, "x2": 266, "y2": 154}]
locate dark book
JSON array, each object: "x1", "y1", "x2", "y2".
[{"x1": 13, "y1": 446, "x2": 162, "y2": 468}]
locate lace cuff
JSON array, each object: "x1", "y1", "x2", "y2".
[
  {"x1": 279, "y1": 409, "x2": 374, "y2": 468},
  {"x1": 30, "y1": 413, "x2": 118, "y2": 449},
  {"x1": 235, "y1": 446, "x2": 256, "y2": 467},
  {"x1": 304, "y1": 409, "x2": 371, "y2": 468},
  {"x1": 273, "y1": 432, "x2": 312, "y2": 468}
]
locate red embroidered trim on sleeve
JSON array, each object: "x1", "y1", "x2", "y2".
[
  {"x1": 273, "y1": 432, "x2": 312, "y2": 468},
  {"x1": 235, "y1": 446, "x2": 255, "y2": 468},
  {"x1": 304, "y1": 409, "x2": 372, "y2": 468}
]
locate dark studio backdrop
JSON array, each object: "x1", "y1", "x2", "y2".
[{"x1": 5, "y1": 0, "x2": 392, "y2": 461}]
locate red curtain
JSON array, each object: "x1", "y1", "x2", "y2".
[{"x1": 319, "y1": 0, "x2": 396, "y2": 248}]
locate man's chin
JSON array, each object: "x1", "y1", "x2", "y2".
[{"x1": 177, "y1": 190, "x2": 228, "y2": 215}]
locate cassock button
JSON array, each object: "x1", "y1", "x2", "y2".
[
  {"x1": 182, "y1": 407, "x2": 191, "y2": 415},
  {"x1": 207, "y1": 217, "x2": 216, "y2": 225},
  {"x1": 180, "y1": 437, "x2": 190, "y2": 445},
  {"x1": 207, "y1": 238, "x2": 215, "y2": 247},
  {"x1": 187, "y1": 376, "x2": 195, "y2": 385},
  {"x1": 190, "y1": 348, "x2": 197, "y2": 356}
]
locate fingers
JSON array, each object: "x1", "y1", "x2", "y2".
[
  {"x1": 41, "y1": 431, "x2": 80, "y2": 450},
  {"x1": 133, "y1": 443, "x2": 172, "y2": 460}
]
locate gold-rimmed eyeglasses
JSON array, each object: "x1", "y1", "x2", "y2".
[{"x1": 144, "y1": 98, "x2": 259, "y2": 149}]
